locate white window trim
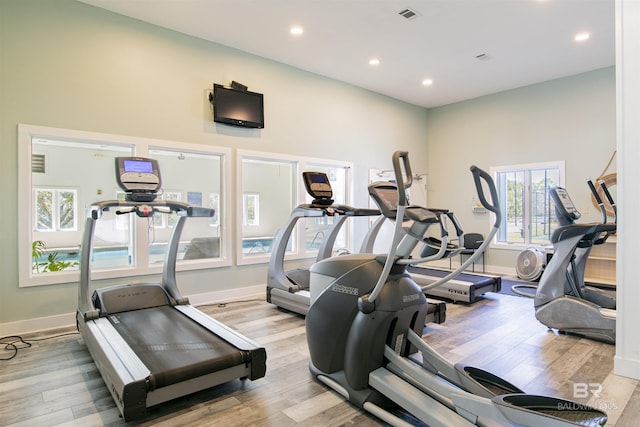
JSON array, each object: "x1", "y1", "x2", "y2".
[
  {"x1": 18, "y1": 124, "x2": 232, "y2": 287},
  {"x1": 235, "y1": 149, "x2": 353, "y2": 266},
  {"x1": 490, "y1": 160, "x2": 565, "y2": 252}
]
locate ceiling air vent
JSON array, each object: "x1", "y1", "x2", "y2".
[
  {"x1": 32, "y1": 154, "x2": 45, "y2": 173},
  {"x1": 398, "y1": 8, "x2": 421, "y2": 20}
]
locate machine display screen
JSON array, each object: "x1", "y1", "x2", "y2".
[
  {"x1": 556, "y1": 188, "x2": 578, "y2": 214},
  {"x1": 123, "y1": 159, "x2": 154, "y2": 174},
  {"x1": 303, "y1": 172, "x2": 333, "y2": 203},
  {"x1": 115, "y1": 156, "x2": 161, "y2": 201},
  {"x1": 309, "y1": 174, "x2": 328, "y2": 184}
]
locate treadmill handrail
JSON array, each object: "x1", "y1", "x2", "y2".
[
  {"x1": 88, "y1": 199, "x2": 214, "y2": 219},
  {"x1": 79, "y1": 199, "x2": 214, "y2": 317},
  {"x1": 292, "y1": 203, "x2": 380, "y2": 217}
]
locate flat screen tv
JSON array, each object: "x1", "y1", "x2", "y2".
[{"x1": 211, "y1": 84, "x2": 264, "y2": 129}]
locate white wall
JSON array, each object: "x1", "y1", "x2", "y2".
[{"x1": 614, "y1": 0, "x2": 640, "y2": 380}]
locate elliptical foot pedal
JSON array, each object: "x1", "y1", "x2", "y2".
[
  {"x1": 492, "y1": 394, "x2": 607, "y2": 426},
  {"x1": 457, "y1": 364, "x2": 524, "y2": 396}
]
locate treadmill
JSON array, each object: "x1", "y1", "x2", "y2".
[
  {"x1": 408, "y1": 266, "x2": 502, "y2": 303},
  {"x1": 266, "y1": 171, "x2": 446, "y2": 324},
  {"x1": 77, "y1": 157, "x2": 266, "y2": 421}
]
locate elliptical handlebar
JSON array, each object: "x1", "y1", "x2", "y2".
[
  {"x1": 598, "y1": 179, "x2": 617, "y2": 224},
  {"x1": 599, "y1": 180, "x2": 616, "y2": 208},
  {"x1": 470, "y1": 165, "x2": 501, "y2": 226},
  {"x1": 421, "y1": 165, "x2": 502, "y2": 291},
  {"x1": 392, "y1": 151, "x2": 412, "y2": 206},
  {"x1": 586, "y1": 178, "x2": 604, "y2": 205},
  {"x1": 586, "y1": 178, "x2": 608, "y2": 224}
]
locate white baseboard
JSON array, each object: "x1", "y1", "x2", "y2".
[
  {"x1": 0, "y1": 312, "x2": 78, "y2": 337},
  {"x1": 615, "y1": 356, "x2": 640, "y2": 381},
  {"x1": 0, "y1": 284, "x2": 267, "y2": 337},
  {"x1": 187, "y1": 284, "x2": 265, "y2": 306}
]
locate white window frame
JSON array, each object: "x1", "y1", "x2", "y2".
[
  {"x1": 236, "y1": 149, "x2": 353, "y2": 266},
  {"x1": 491, "y1": 160, "x2": 565, "y2": 251},
  {"x1": 18, "y1": 124, "x2": 232, "y2": 287}
]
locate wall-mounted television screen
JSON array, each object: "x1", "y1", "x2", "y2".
[{"x1": 212, "y1": 84, "x2": 264, "y2": 129}]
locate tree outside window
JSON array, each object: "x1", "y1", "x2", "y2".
[
  {"x1": 243, "y1": 194, "x2": 260, "y2": 226},
  {"x1": 34, "y1": 188, "x2": 77, "y2": 232},
  {"x1": 494, "y1": 163, "x2": 562, "y2": 246}
]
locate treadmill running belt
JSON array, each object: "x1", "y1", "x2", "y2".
[{"x1": 109, "y1": 305, "x2": 246, "y2": 389}]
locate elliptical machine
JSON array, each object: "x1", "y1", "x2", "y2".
[
  {"x1": 534, "y1": 184, "x2": 617, "y2": 343},
  {"x1": 306, "y1": 151, "x2": 607, "y2": 426}
]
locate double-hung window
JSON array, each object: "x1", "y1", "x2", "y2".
[{"x1": 492, "y1": 161, "x2": 564, "y2": 248}]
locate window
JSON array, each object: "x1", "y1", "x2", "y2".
[
  {"x1": 152, "y1": 191, "x2": 181, "y2": 229},
  {"x1": 18, "y1": 124, "x2": 231, "y2": 287},
  {"x1": 34, "y1": 188, "x2": 77, "y2": 232},
  {"x1": 238, "y1": 155, "x2": 297, "y2": 261},
  {"x1": 236, "y1": 150, "x2": 352, "y2": 265},
  {"x1": 243, "y1": 194, "x2": 260, "y2": 226},
  {"x1": 492, "y1": 161, "x2": 564, "y2": 248}
]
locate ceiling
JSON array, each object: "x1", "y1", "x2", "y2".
[{"x1": 77, "y1": 0, "x2": 615, "y2": 108}]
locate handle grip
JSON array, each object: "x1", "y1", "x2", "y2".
[
  {"x1": 586, "y1": 178, "x2": 604, "y2": 204},
  {"x1": 392, "y1": 151, "x2": 412, "y2": 206},
  {"x1": 599, "y1": 180, "x2": 616, "y2": 206}
]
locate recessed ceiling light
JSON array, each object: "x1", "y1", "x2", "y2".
[
  {"x1": 574, "y1": 32, "x2": 590, "y2": 42},
  {"x1": 290, "y1": 26, "x2": 304, "y2": 36},
  {"x1": 422, "y1": 79, "x2": 433, "y2": 87},
  {"x1": 369, "y1": 58, "x2": 380, "y2": 66}
]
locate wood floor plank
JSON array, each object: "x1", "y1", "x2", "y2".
[
  {"x1": 1, "y1": 292, "x2": 637, "y2": 426},
  {"x1": 615, "y1": 383, "x2": 640, "y2": 427}
]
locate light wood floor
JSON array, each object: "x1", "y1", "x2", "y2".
[{"x1": 2, "y1": 291, "x2": 639, "y2": 426}]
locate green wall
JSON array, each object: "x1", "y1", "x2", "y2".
[
  {"x1": 425, "y1": 67, "x2": 616, "y2": 273},
  {"x1": 0, "y1": 0, "x2": 617, "y2": 329},
  {"x1": 0, "y1": 0, "x2": 428, "y2": 326}
]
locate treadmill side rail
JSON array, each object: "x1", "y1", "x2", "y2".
[{"x1": 79, "y1": 314, "x2": 150, "y2": 421}]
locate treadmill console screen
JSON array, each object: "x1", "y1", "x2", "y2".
[
  {"x1": 115, "y1": 157, "x2": 162, "y2": 201},
  {"x1": 303, "y1": 172, "x2": 333, "y2": 205}
]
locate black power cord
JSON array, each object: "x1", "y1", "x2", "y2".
[{"x1": 1, "y1": 332, "x2": 79, "y2": 361}]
